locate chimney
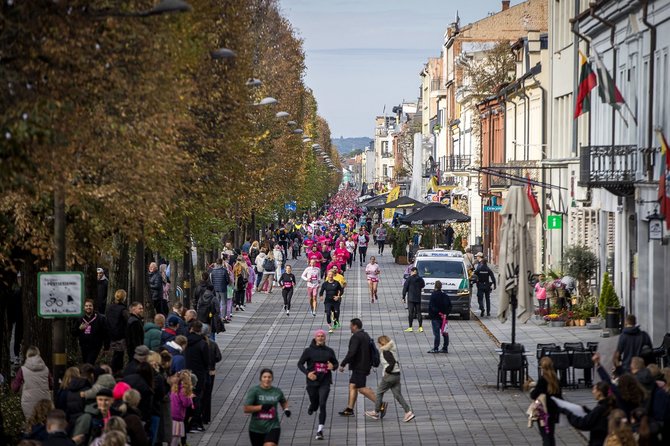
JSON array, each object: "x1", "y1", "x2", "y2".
[{"x1": 502, "y1": 1, "x2": 510, "y2": 11}]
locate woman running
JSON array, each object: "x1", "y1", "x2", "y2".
[
  {"x1": 279, "y1": 265, "x2": 296, "y2": 316},
  {"x1": 365, "y1": 256, "x2": 381, "y2": 303},
  {"x1": 319, "y1": 270, "x2": 343, "y2": 333},
  {"x1": 301, "y1": 259, "x2": 322, "y2": 316},
  {"x1": 243, "y1": 368, "x2": 290, "y2": 446},
  {"x1": 357, "y1": 229, "x2": 369, "y2": 266},
  {"x1": 345, "y1": 237, "x2": 355, "y2": 269},
  {"x1": 297, "y1": 330, "x2": 339, "y2": 441}
]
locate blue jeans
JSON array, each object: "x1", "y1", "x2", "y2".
[{"x1": 431, "y1": 319, "x2": 449, "y2": 351}]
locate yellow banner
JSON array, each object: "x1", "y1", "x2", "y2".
[{"x1": 383, "y1": 186, "x2": 400, "y2": 220}]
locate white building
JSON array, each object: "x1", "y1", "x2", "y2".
[{"x1": 576, "y1": 0, "x2": 670, "y2": 343}]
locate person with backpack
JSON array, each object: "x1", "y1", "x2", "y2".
[
  {"x1": 364, "y1": 336, "x2": 415, "y2": 422},
  {"x1": 233, "y1": 259, "x2": 249, "y2": 312},
  {"x1": 473, "y1": 255, "x2": 496, "y2": 317},
  {"x1": 258, "y1": 253, "x2": 276, "y2": 294},
  {"x1": 279, "y1": 265, "x2": 296, "y2": 316},
  {"x1": 195, "y1": 284, "x2": 220, "y2": 340},
  {"x1": 337, "y1": 318, "x2": 376, "y2": 417},
  {"x1": 297, "y1": 329, "x2": 338, "y2": 441}
]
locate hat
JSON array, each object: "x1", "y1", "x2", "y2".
[
  {"x1": 134, "y1": 345, "x2": 150, "y2": 361},
  {"x1": 167, "y1": 316, "x2": 180, "y2": 327},
  {"x1": 112, "y1": 382, "x2": 131, "y2": 400},
  {"x1": 96, "y1": 388, "x2": 113, "y2": 399},
  {"x1": 314, "y1": 329, "x2": 327, "y2": 338},
  {"x1": 475, "y1": 252, "x2": 484, "y2": 257},
  {"x1": 96, "y1": 267, "x2": 104, "y2": 273}
]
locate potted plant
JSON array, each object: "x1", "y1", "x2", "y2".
[
  {"x1": 561, "y1": 245, "x2": 599, "y2": 296},
  {"x1": 391, "y1": 228, "x2": 411, "y2": 265},
  {"x1": 599, "y1": 272, "x2": 621, "y2": 332},
  {"x1": 544, "y1": 312, "x2": 566, "y2": 327}
]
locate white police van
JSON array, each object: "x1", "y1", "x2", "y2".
[{"x1": 413, "y1": 249, "x2": 471, "y2": 320}]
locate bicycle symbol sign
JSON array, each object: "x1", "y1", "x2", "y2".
[{"x1": 38, "y1": 272, "x2": 84, "y2": 318}]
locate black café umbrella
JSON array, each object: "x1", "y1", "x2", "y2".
[
  {"x1": 380, "y1": 196, "x2": 425, "y2": 211},
  {"x1": 361, "y1": 193, "x2": 389, "y2": 210},
  {"x1": 399, "y1": 202, "x2": 470, "y2": 224}
]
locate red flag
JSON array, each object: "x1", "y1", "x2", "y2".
[
  {"x1": 574, "y1": 51, "x2": 597, "y2": 119},
  {"x1": 659, "y1": 153, "x2": 670, "y2": 229},
  {"x1": 526, "y1": 177, "x2": 540, "y2": 216}
]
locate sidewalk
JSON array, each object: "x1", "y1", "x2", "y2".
[{"x1": 190, "y1": 252, "x2": 590, "y2": 445}]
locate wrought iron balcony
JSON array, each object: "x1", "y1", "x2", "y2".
[
  {"x1": 443, "y1": 155, "x2": 472, "y2": 173},
  {"x1": 579, "y1": 145, "x2": 637, "y2": 196},
  {"x1": 486, "y1": 160, "x2": 540, "y2": 190}
]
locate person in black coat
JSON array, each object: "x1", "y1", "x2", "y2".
[
  {"x1": 473, "y1": 256, "x2": 496, "y2": 317},
  {"x1": 530, "y1": 357, "x2": 562, "y2": 446},
  {"x1": 42, "y1": 409, "x2": 76, "y2": 446},
  {"x1": 427, "y1": 281, "x2": 452, "y2": 353},
  {"x1": 402, "y1": 267, "x2": 425, "y2": 332},
  {"x1": 105, "y1": 290, "x2": 129, "y2": 375},
  {"x1": 338, "y1": 318, "x2": 375, "y2": 417},
  {"x1": 201, "y1": 325, "x2": 223, "y2": 425},
  {"x1": 184, "y1": 321, "x2": 210, "y2": 431},
  {"x1": 95, "y1": 268, "x2": 109, "y2": 315},
  {"x1": 75, "y1": 299, "x2": 110, "y2": 365},
  {"x1": 561, "y1": 381, "x2": 614, "y2": 446},
  {"x1": 122, "y1": 362, "x2": 155, "y2": 427},
  {"x1": 126, "y1": 302, "x2": 145, "y2": 362},
  {"x1": 298, "y1": 329, "x2": 338, "y2": 438},
  {"x1": 148, "y1": 262, "x2": 164, "y2": 315}
]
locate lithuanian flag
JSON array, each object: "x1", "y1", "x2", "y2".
[{"x1": 574, "y1": 51, "x2": 597, "y2": 119}]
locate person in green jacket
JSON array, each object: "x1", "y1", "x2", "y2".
[{"x1": 144, "y1": 314, "x2": 164, "y2": 352}]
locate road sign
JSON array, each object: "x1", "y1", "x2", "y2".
[
  {"x1": 547, "y1": 215, "x2": 563, "y2": 230},
  {"x1": 38, "y1": 272, "x2": 84, "y2": 318},
  {"x1": 483, "y1": 205, "x2": 502, "y2": 212},
  {"x1": 285, "y1": 201, "x2": 297, "y2": 212}
]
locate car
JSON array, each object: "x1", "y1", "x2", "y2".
[{"x1": 411, "y1": 249, "x2": 471, "y2": 320}]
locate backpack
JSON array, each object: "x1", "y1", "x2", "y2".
[
  {"x1": 197, "y1": 296, "x2": 216, "y2": 323},
  {"x1": 369, "y1": 337, "x2": 380, "y2": 368},
  {"x1": 263, "y1": 258, "x2": 275, "y2": 271}
]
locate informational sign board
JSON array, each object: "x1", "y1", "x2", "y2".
[
  {"x1": 38, "y1": 272, "x2": 84, "y2": 318},
  {"x1": 483, "y1": 205, "x2": 502, "y2": 212},
  {"x1": 285, "y1": 201, "x2": 297, "y2": 212},
  {"x1": 547, "y1": 215, "x2": 563, "y2": 230}
]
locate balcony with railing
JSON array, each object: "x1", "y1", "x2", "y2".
[
  {"x1": 579, "y1": 145, "x2": 638, "y2": 196},
  {"x1": 430, "y1": 77, "x2": 445, "y2": 95},
  {"x1": 443, "y1": 155, "x2": 472, "y2": 173}
]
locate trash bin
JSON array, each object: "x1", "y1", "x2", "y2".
[{"x1": 606, "y1": 307, "x2": 621, "y2": 334}]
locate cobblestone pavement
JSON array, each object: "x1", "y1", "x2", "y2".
[{"x1": 192, "y1": 252, "x2": 596, "y2": 445}]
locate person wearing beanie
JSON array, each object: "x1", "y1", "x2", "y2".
[
  {"x1": 71, "y1": 389, "x2": 114, "y2": 445},
  {"x1": 297, "y1": 329, "x2": 339, "y2": 441}
]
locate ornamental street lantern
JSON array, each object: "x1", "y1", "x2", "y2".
[{"x1": 648, "y1": 211, "x2": 664, "y2": 241}]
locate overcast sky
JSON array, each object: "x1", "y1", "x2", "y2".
[{"x1": 279, "y1": 0, "x2": 522, "y2": 138}]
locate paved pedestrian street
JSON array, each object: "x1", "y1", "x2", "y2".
[{"x1": 190, "y1": 253, "x2": 603, "y2": 446}]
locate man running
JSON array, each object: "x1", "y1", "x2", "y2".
[
  {"x1": 319, "y1": 271, "x2": 343, "y2": 333},
  {"x1": 301, "y1": 259, "x2": 322, "y2": 316},
  {"x1": 338, "y1": 318, "x2": 376, "y2": 417},
  {"x1": 297, "y1": 330, "x2": 338, "y2": 441}
]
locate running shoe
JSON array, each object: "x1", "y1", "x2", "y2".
[
  {"x1": 286, "y1": 309, "x2": 289, "y2": 316},
  {"x1": 418, "y1": 326, "x2": 424, "y2": 333},
  {"x1": 364, "y1": 410, "x2": 379, "y2": 420},
  {"x1": 338, "y1": 408, "x2": 354, "y2": 417},
  {"x1": 404, "y1": 327, "x2": 413, "y2": 332},
  {"x1": 427, "y1": 349, "x2": 439, "y2": 354},
  {"x1": 240, "y1": 306, "x2": 245, "y2": 312},
  {"x1": 333, "y1": 321, "x2": 340, "y2": 329},
  {"x1": 312, "y1": 310, "x2": 316, "y2": 317},
  {"x1": 315, "y1": 430, "x2": 324, "y2": 440},
  {"x1": 403, "y1": 411, "x2": 416, "y2": 422}
]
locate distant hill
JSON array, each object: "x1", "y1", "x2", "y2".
[{"x1": 331, "y1": 137, "x2": 373, "y2": 155}]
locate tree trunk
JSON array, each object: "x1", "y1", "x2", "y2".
[
  {"x1": 21, "y1": 254, "x2": 53, "y2": 370},
  {"x1": 111, "y1": 234, "x2": 130, "y2": 293}
]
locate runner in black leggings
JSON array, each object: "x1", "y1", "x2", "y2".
[
  {"x1": 297, "y1": 329, "x2": 339, "y2": 441},
  {"x1": 279, "y1": 265, "x2": 296, "y2": 316},
  {"x1": 357, "y1": 230, "x2": 369, "y2": 266}
]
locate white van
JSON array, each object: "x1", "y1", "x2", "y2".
[{"x1": 412, "y1": 249, "x2": 472, "y2": 320}]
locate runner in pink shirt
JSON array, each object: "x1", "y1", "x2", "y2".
[{"x1": 301, "y1": 259, "x2": 322, "y2": 316}]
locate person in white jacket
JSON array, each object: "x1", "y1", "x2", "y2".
[
  {"x1": 301, "y1": 259, "x2": 322, "y2": 316},
  {"x1": 255, "y1": 249, "x2": 267, "y2": 292},
  {"x1": 273, "y1": 245, "x2": 284, "y2": 285}
]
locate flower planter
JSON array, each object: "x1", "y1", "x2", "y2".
[
  {"x1": 395, "y1": 255, "x2": 409, "y2": 265},
  {"x1": 550, "y1": 321, "x2": 566, "y2": 327}
]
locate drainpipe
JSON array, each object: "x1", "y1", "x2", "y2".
[
  {"x1": 534, "y1": 74, "x2": 548, "y2": 270},
  {"x1": 518, "y1": 78, "x2": 530, "y2": 160},
  {"x1": 639, "y1": 0, "x2": 657, "y2": 180},
  {"x1": 502, "y1": 91, "x2": 508, "y2": 165},
  {"x1": 589, "y1": 5, "x2": 617, "y2": 149}
]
